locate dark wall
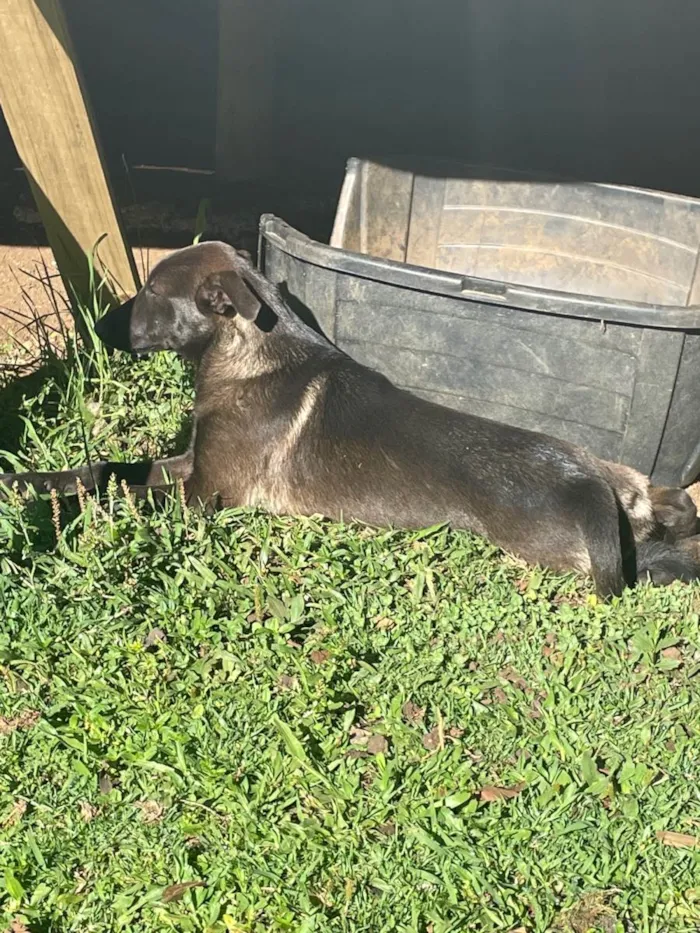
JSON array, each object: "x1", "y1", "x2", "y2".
[
  {"x1": 3, "y1": 0, "x2": 700, "y2": 203},
  {"x1": 64, "y1": 0, "x2": 218, "y2": 173},
  {"x1": 275, "y1": 0, "x2": 700, "y2": 194}
]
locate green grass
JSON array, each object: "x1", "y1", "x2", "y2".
[{"x1": 1, "y1": 312, "x2": 700, "y2": 933}]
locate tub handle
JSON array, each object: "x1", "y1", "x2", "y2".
[
  {"x1": 458, "y1": 278, "x2": 508, "y2": 302},
  {"x1": 680, "y1": 439, "x2": 700, "y2": 486}
]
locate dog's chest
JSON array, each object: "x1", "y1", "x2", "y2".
[{"x1": 194, "y1": 378, "x2": 323, "y2": 512}]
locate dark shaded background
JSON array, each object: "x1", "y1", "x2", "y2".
[{"x1": 2, "y1": 0, "x2": 700, "y2": 248}]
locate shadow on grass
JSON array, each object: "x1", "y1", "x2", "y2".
[{"x1": 0, "y1": 364, "x2": 64, "y2": 469}]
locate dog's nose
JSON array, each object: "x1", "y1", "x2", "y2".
[
  {"x1": 94, "y1": 313, "x2": 108, "y2": 340},
  {"x1": 94, "y1": 298, "x2": 135, "y2": 352}
]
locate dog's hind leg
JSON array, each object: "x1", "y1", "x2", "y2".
[
  {"x1": 648, "y1": 486, "x2": 699, "y2": 542},
  {"x1": 636, "y1": 537, "x2": 700, "y2": 585},
  {"x1": 596, "y1": 459, "x2": 699, "y2": 545},
  {"x1": 562, "y1": 477, "x2": 626, "y2": 598}
]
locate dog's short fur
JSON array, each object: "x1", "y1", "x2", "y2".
[{"x1": 3, "y1": 242, "x2": 699, "y2": 596}]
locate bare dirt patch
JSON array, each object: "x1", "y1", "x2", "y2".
[{"x1": 0, "y1": 244, "x2": 172, "y2": 357}]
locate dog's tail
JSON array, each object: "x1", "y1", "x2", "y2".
[
  {"x1": 636, "y1": 538, "x2": 700, "y2": 586},
  {"x1": 573, "y1": 478, "x2": 626, "y2": 598}
]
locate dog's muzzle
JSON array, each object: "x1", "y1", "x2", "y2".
[{"x1": 95, "y1": 298, "x2": 136, "y2": 352}]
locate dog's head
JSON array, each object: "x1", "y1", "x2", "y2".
[{"x1": 95, "y1": 242, "x2": 262, "y2": 361}]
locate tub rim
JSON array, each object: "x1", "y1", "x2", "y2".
[{"x1": 259, "y1": 212, "x2": 700, "y2": 332}]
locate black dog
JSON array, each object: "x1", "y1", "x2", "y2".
[{"x1": 2, "y1": 242, "x2": 699, "y2": 596}]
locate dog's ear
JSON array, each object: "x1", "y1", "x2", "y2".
[{"x1": 195, "y1": 270, "x2": 262, "y2": 321}]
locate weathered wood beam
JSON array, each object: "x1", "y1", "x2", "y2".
[{"x1": 0, "y1": 0, "x2": 139, "y2": 327}]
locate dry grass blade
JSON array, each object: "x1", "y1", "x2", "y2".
[
  {"x1": 1, "y1": 800, "x2": 27, "y2": 828},
  {"x1": 479, "y1": 783, "x2": 526, "y2": 803},
  {"x1": 656, "y1": 830, "x2": 699, "y2": 848},
  {"x1": 144, "y1": 628, "x2": 167, "y2": 648},
  {"x1": 367, "y1": 734, "x2": 389, "y2": 755},
  {"x1": 0, "y1": 710, "x2": 40, "y2": 735},
  {"x1": 135, "y1": 800, "x2": 165, "y2": 824},
  {"x1": 402, "y1": 700, "x2": 425, "y2": 723},
  {"x1": 8, "y1": 919, "x2": 30, "y2": 933},
  {"x1": 162, "y1": 881, "x2": 205, "y2": 903},
  {"x1": 79, "y1": 801, "x2": 99, "y2": 822}
]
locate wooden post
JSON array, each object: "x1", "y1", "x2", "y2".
[
  {"x1": 216, "y1": 0, "x2": 281, "y2": 183},
  {"x1": 0, "y1": 0, "x2": 139, "y2": 320}
]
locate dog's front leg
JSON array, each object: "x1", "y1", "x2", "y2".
[{"x1": 0, "y1": 450, "x2": 194, "y2": 499}]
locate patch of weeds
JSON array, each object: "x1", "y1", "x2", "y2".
[{"x1": 553, "y1": 891, "x2": 621, "y2": 933}]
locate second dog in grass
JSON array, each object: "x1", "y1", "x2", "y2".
[{"x1": 3, "y1": 242, "x2": 699, "y2": 596}]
